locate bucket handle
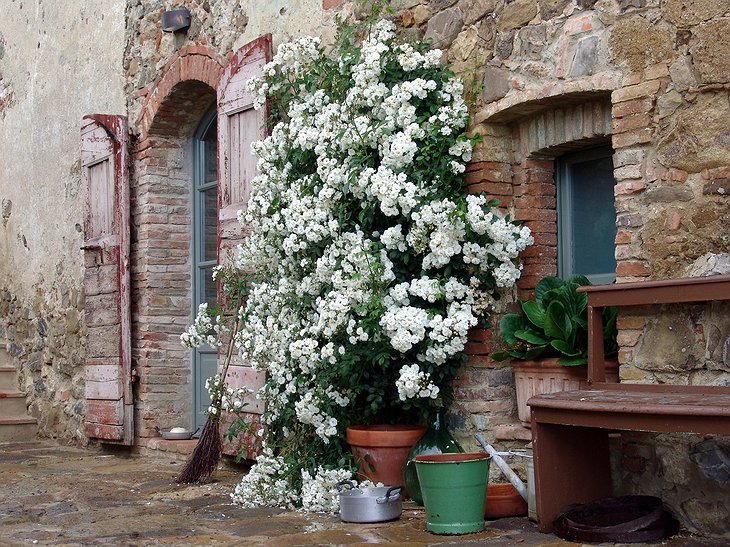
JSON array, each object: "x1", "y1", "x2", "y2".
[
  {"x1": 336, "y1": 480, "x2": 355, "y2": 492},
  {"x1": 376, "y1": 485, "x2": 403, "y2": 504}
]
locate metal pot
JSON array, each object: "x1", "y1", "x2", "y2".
[{"x1": 336, "y1": 481, "x2": 403, "y2": 523}]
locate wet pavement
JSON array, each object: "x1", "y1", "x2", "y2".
[{"x1": 0, "y1": 441, "x2": 726, "y2": 546}]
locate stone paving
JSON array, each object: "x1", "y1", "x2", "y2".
[{"x1": 0, "y1": 441, "x2": 726, "y2": 546}]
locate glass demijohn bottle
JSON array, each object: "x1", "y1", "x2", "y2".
[{"x1": 404, "y1": 401, "x2": 464, "y2": 505}]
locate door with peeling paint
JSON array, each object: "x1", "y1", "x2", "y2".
[
  {"x1": 215, "y1": 35, "x2": 272, "y2": 452},
  {"x1": 81, "y1": 115, "x2": 133, "y2": 445}
]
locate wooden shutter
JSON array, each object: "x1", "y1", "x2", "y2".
[
  {"x1": 81, "y1": 115, "x2": 133, "y2": 445},
  {"x1": 217, "y1": 36, "x2": 272, "y2": 451}
]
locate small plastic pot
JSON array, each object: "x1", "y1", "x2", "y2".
[{"x1": 485, "y1": 482, "x2": 528, "y2": 519}]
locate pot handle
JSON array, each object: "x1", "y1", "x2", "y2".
[
  {"x1": 376, "y1": 485, "x2": 403, "y2": 504},
  {"x1": 336, "y1": 480, "x2": 355, "y2": 492}
]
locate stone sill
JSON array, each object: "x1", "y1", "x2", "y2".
[
  {"x1": 494, "y1": 423, "x2": 533, "y2": 442},
  {"x1": 145, "y1": 437, "x2": 198, "y2": 456}
]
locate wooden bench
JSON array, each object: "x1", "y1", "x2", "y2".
[{"x1": 528, "y1": 274, "x2": 730, "y2": 533}]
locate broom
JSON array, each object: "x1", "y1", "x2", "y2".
[{"x1": 176, "y1": 315, "x2": 241, "y2": 483}]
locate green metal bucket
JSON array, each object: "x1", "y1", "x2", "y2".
[{"x1": 415, "y1": 453, "x2": 490, "y2": 534}]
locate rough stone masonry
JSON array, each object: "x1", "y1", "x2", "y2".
[{"x1": 0, "y1": 0, "x2": 728, "y2": 536}]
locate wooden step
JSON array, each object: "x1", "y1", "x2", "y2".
[
  {"x1": 0, "y1": 416, "x2": 37, "y2": 442},
  {"x1": 0, "y1": 391, "x2": 27, "y2": 415},
  {"x1": 0, "y1": 366, "x2": 18, "y2": 391}
]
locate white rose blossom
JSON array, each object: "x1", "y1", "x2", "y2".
[{"x1": 204, "y1": 18, "x2": 533, "y2": 511}]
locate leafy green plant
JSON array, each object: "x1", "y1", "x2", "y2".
[{"x1": 492, "y1": 275, "x2": 618, "y2": 366}]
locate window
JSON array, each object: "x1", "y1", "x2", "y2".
[
  {"x1": 192, "y1": 105, "x2": 218, "y2": 430},
  {"x1": 557, "y1": 147, "x2": 617, "y2": 285}
]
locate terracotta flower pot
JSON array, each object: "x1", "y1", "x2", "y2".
[
  {"x1": 513, "y1": 358, "x2": 619, "y2": 426},
  {"x1": 485, "y1": 482, "x2": 528, "y2": 519},
  {"x1": 346, "y1": 425, "x2": 426, "y2": 487}
]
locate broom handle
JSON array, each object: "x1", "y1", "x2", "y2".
[{"x1": 212, "y1": 315, "x2": 242, "y2": 410}]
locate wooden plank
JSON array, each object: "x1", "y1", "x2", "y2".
[
  {"x1": 225, "y1": 364, "x2": 265, "y2": 413},
  {"x1": 85, "y1": 293, "x2": 119, "y2": 327},
  {"x1": 85, "y1": 363, "x2": 121, "y2": 382},
  {"x1": 216, "y1": 36, "x2": 272, "y2": 424},
  {"x1": 81, "y1": 124, "x2": 114, "y2": 166},
  {"x1": 530, "y1": 389, "x2": 730, "y2": 416},
  {"x1": 578, "y1": 274, "x2": 730, "y2": 307},
  {"x1": 85, "y1": 379, "x2": 122, "y2": 400},
  {"x1": 84, "y1": 422, "x2": 124, "y2": 441},
  {"x1": 532, "y1": 423, "x2": 611, "y2": 532},
  {"x1": 86, "y1": 159, "x2": 114, "y2": 238},
  {"x1": 81, "y1": 114, "x2": 133, "y2": 445},
  {"x1": 86, "y1": 325, "x2": 121, "y2": 359},
  {"x1": 85, "y1": 399, "x2": 124, "y2": 425},
  {"x1": 217, "y1": 35, "x2": 271, "y2": 211},
  {"x1": 84, "y1": 264, "x2": 118, "y2": 296}
]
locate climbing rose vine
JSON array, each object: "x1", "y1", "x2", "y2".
[{"x1": 185, "y1": 17, "x2": 533, "y2": 510}]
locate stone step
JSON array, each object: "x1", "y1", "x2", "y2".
[
  {"x1": 0, "y1": 416, "x2": 37, "y2": 442},
  {"x1": 0, "y1": 366, "x2": 18, "y2": 391},
  {"x1": 0, "y1": 391, "x2": 27, "y2": 415}
]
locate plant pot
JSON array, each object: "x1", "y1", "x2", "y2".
[
  {"x1": 485, "y1": 482, "x2": 528, "y2": 519},
  {"x1": 513, "y1": 358, "x2": 619, "y2": 427},
  {"x1": 346, "y1": 425, "x2": 426, "y2": 487},
  {"x1": 415, "y1": 453, "x2": 490, "y2": 535}
]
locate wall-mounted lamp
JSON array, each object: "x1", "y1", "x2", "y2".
[{"x1": 162, "y1": 8, "x2": 191, "y2": 33}]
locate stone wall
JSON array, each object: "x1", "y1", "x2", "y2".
[
  {"x1": 1, "y1": 0, "x2": 728, "y2": 533},
  {"x1": 372, "y1": 0, "x2": 730, "y2": 532},
  {"x1": 0, "y1": 0, "x2": 127, "y2": 442}
]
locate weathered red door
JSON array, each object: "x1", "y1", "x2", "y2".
[
  {"x1": 81, "y1": 115, "x2": 133, "y2": 445},
  {"x1": 216, "y1": 35, "x2": 272, "y2": 449}
]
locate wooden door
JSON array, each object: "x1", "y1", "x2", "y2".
[
  {"x1": 216, "y1": 35, "x2": 272, "y2": 451},
  {"x1": 81, "y1": 115, "x2": 133, "y2": 445}
]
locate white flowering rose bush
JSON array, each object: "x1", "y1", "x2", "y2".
[{"x1": 204, "y1": 14, "x2": 533, "y2": 510}]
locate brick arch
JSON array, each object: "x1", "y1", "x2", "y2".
[
  {"x1": 518, "y1": 99, "x2": 612, "y2": 160},
  {"x1": 510, "y1": 97, "x2": 613, "y2": 291},
  {"x1": 136, "y1": 45, "x2": 227, "y2": 140},
  {"x1": 130, "y1": 44, "x2": 226, "y2": 441}
]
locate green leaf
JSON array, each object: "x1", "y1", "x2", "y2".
[
  {"x1": 550, "y1": 339, "x2": 581, "y2": 357},
  {"x1": 498, "y1": 314, "x2": 527, "y2": 346},
  {"x1": 568, "y1": 274, "x2": 591, "y2": 287},
  {"x1": 556, "y1": 282, "x2": 587, "y2": 318},
  {"x1": 515, "y1": 329, "x2": 549, "y2": 345},
  {"x1": 524, "y1": 346, "x2": 548, "y2": 360},
  {"x1": 544, "y1": 300, "x2": 572, "y2": 342},
  {"x1": 521, "y1": 301, "x2": 546, "y2": 329},
  {"x1": 557, "y1": 356, "x2": 588, "y2": 366},
  {"x1": 535, "y1": 276, "x2": 564, "y2": 303}
]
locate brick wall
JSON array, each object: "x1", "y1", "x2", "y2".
[{"x1": 130, "y1": 52, "x2": 220, "y2": 438}]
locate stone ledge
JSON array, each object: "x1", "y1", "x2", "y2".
[
  {"x1": 145, "y1": 437, "x2": 198, "y2": 456},
  {"x1": 494, "y1": 422, "x2": 533, "y2": 442},
  {"x1": 475, "y1": 72, "x2": 622, "y2": 124}
]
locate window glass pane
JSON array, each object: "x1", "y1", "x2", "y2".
[
  {"x1": 200, "y1": 265, "x2": 217, "y2": 308},
  {"x1": 204, "y1": 133, "x2": 217, "y2": 184},
  {"x1": 567, "y1": 154, "x2": 617, "y2": 279},
  {"x1": 201, "y1": 188, "x2": 217, "y2": 262},
  {"x1": 558, "y1": 148, "x2": 617, "y2": 284}
]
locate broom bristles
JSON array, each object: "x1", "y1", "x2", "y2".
[{"x1": 176, "y1": 418, "x2": 222, "y2": 484}]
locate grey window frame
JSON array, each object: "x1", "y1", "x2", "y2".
[
  {"x1": 556, "y1": 145, "x2": 617, "y2": 285},
  {"x1": 192, "y1": 104, "x2": 218, "y2": 431}
]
